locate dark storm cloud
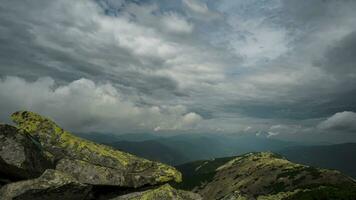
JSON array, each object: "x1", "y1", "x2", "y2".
[
  {"x1": 320, "y1": 31, "x2": 356, "y2": 76},
  {"x1": 1, "y1": 0, "x2": 356, "y2": 142}
]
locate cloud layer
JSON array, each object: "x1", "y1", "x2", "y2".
[
  {"x1": 318, "y1": 111, "x2": 356, "y2": 132},
  {"x1": 0, "y1": 0, "x2": 356, "y2": 142},
  {"x1": 0, "y1": 76, "x2": 202, "y2": 133}
]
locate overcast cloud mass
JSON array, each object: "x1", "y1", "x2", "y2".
[{"x1": 0, "y1": 0, "x2": 356, "y2": 143}]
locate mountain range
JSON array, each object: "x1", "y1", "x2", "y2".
[
  {"x1": 1, "y1": 111, "x2": 355, "y2": 199},
  {"x1": 78, "y1": 132, "x2": 356, "y2": 179}
]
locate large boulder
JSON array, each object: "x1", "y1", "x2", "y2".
[
  {"x1": 11, "y1": 111, "x2": 181, "y2": 187},
  {"x1": 56, "y1": 158, "x2": 174, "y2": 188},
  {"x1": 0, "y1": 169, "x2": 91, "y2": 200},
  {"x1": 111, "y1": 184, "x2": 202, "y2": 200},
  {"x1": 0, "y1": 124, "x2": 52, "y2": 180}
]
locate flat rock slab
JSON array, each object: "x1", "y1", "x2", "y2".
[{"x1": 0, "y1": 169, "x2": 91, "y2": 200}]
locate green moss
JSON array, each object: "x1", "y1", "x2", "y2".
[
  {"x1": 257, "y1": 189, "x2": 303, "y2": 200},
  {"x1": 130, "y1": 184, "x2": 176, "y2": 200},
  {"x1": 123, "y1": 184, "x2": 200, "y2": 200},
  {"x1": 11, "y1": 111, "x2": 182, "y2": 184},
  {"x1": 284, "y1": 185, "x2": 356, "y2": 200},
  {"x1": 11, "y1": 111, "x2": 135, "y2": 166},
  {"x1": 156, "y1": 166, "x2": 182, "y2": 183}
]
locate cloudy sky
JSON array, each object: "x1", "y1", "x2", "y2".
[{"x1": 1, "y1": 0, "x2": 356, "y2": 143}]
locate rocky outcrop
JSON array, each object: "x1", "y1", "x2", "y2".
[
  {"x1": 196, "y1": 152, "x2": 356, "y2": 200},
  {"x1": 0, "y1": 169, "x2": 91, "y2": 200},
  {"x1": 111, "y1": 184, "x2": 202, "y2": 200},
  {"x1": 11, "y1": 111, "x2": 181, "y2": 187},
  {"x1": 0, "y1": 124, "x2": 52, "y2": 180},
  {"x1": 0, "y1": 111, "x2": 202, "y2": 199},
  {"x1": 55, "y1": 158, "x2": 175, "y2": 188}
]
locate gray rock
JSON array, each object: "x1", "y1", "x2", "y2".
[
  {"x1": 56, "y1": 158, "x2": 178, "y2": 188},
  {"x1": 55, "y1": 158, "x2": 126, "y2": 186},
  {"x1": 11, "y1": 111, "x2": 182, "y2": 187},
  {"x1": 111, "y1": 184, "x2": 202, "y2": 200},
  {"x1": 0, "y1": 124, "x2": 52, "y2": 180},
  {"x1": 0, "y1": 169, "x2": 91, "y2": 200}
]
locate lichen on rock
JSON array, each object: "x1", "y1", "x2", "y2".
[
  {"x1": 111, "y1": 184, "x2": 202, "y2": 200},
  {"x1": 0, "y1": 169, "x2": 91, "y2": 200},
  {"x1": 11, "y1": 111, "x2": 181, "y2": 187},
  {"x1": 197, "y1": 152, "x2": 356, "y2": 200}
]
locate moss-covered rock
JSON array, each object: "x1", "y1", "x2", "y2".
[
  {"x1": 0, "y1": 169, "x2": 91, "y2": 200},
  {"x1": 56, "y1": 158, "x2": 175, "y2": 187},
  {"x1": 11, "y1": 111, "x2": 181, "y2": 187},
  {"x1": 111, "y1": 184, "x2": 202, "y2": 200},
  {"x1": 55, "y1": 158, "x2": 126, "y2": 186},
  {"x1": 258, "y1": 185, "x2": 356, "y2": 200},
  {"x1": 196, "y1": 152, "x2": 356, "y2": 200},
  {"x1": 0, "y1": 124, "x2": 53, "y2": 180}
]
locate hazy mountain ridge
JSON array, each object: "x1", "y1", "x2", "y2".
[
  {"x1": 279, "y1": 143, "x2": 356, "y2": 179},
  {"x1": 107, "y1": 140, "x2": 189, "y2": 165},
  {"x1": 98, "y1": 133, "x2": 356, "y2": 179},
  {"x1": 102, "y1": 133, "x2": 296, "y2": 165}
]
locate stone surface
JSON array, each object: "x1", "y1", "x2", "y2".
[
  {"x1": 0, "y1": 169, "x2": 91, "y2": 200},
  {"x1": 197, "y1": 152, "x2": 356, "y2": 200},
  {"x1": 11, "y1": 111, "x2": 181, "y2": 187},
  {"x1": 56, "y1": 158, "x2": 126, "y2": 186},
  {"x1": 111, "y1": 184, "x2": 202, "y2": 200},
  {"x1": 0, "y1": 124, "x2": 52, "y2": 180}
]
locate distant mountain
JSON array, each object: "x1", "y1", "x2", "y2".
[
  {"x1": 107, "y1": 140, "x2": 188, "y2": 165},
  {"x1": 75, "y1": 132, "x2": 161, "y2": 143},
  {"x1": 174, "y1": 156, "x2": 235, "y2": 190},
  {"x1": 176, "y1": 152, "x2": 356, "y2": 200},
  {"x1": 106, "y1": 133, "x2": 297, "y2": 165},
  {"x1": 111, "y1": 133, "x2": 162, "y2": 142},
  {"x1": 106, "y1": 135, "x2": 230, "y2": 165},
  {"x1": 279, "y1": 143, "x2": 356, "y2": 179}
]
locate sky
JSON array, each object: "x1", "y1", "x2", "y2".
[{"x1": 0, "y1": 0, "x2": 356, "y2": 143}]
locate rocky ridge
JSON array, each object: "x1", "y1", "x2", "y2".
[
  {"x1": 191, "y1": 152, "x2": 356, "y2": 200},
  {"x1": 0, "y1": 111, "x2": 200, "y2": 200}
]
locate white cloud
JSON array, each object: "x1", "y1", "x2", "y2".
[
  {"x1": 318, "y1": 111, "x2": 356, "y2": 131},
  {"x1": 160, "y1": 12, "x2": 194, "y2": 34},
  {"x1": 243, "y1": 126, "x2": 252, "y2": 132},
  {"x1": 182, "y1": 0, "x2": 220, "y2": 21},
  {"x1": 0, "y1": 76, "x2": 203, "y2": 133},
  {"x1": 266, "y1": 124, "x2": 302, "y2": 138},
  {"x1": 183, "y1": 0, "x2": 210, "y2": 14},
  {"x1": 182, "y1": 112, "x2": 203, "y2": 127}
]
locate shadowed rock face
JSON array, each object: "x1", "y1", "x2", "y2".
[
  {"x1": 0, "y1": 169, "x2": 91, "y2": 200},
  {"x1": 11, "y1": 111, "x2": 181, "y2": 187},
  {"x1": 197, "y1": 152, "x2": 356, "y2": 200},
  {"x1": 0, "y1": 124, "x2": 53, "y2": 180},
  {"x1": 111, "y1": 184, "x2": 202, "y2": 200}
]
